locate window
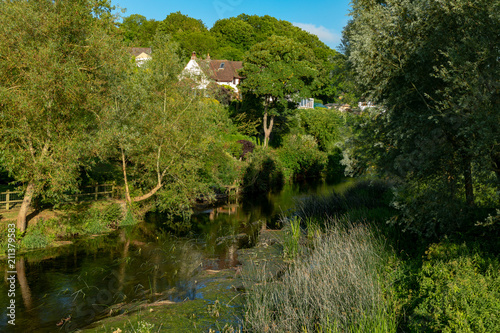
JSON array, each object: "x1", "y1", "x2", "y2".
[{"x1": 219, "y1": 62, "x2": 225, "y2": 69}]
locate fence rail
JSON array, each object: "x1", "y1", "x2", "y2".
[{"x1": 0, "y1": 184, "x2": 117, "y2": 211}]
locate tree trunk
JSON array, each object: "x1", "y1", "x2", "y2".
[
  {"x1": 463, "y1": 158, "x2": 475, "y2": 207},
  {"x1": 17, "y1": 182, "x2": 35, "y2": 233},
  {"x1": 132, "y1": 183, "x2": 163, "y2": 202},
  {"x1": 263, "y1": 112, "x2": 274, "y2": 148},
  {"x1": 121, "y1": 148, "x2": 132, "y2": 205}
]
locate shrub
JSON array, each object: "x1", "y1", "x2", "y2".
[
  {"x1": 242, "y1": 148, "x2": 284, "y2": 193},
  {"x1": 408, "y1": 242, "x2": 500, "y2": 332},
  {"x1": 277, "y1": 134, "x2": 327, "y2": 180}
]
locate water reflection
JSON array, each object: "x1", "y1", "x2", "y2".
[{"x1": 0, "y1": 179, "x2": 353, "y2": 332}]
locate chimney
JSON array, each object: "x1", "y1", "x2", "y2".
[{"x1": 191, "y1": 51, "x2": 196, "y2": 60}]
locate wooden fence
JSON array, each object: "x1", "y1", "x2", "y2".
[{"x1": 0, "y1": 184, "x2": 117, "y2": 211}]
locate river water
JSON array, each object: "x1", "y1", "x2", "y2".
[{"x1": 0, "y1": 179, "x2": 352, "y2": 332}]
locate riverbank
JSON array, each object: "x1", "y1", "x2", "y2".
[{"x1": 0, "y1": 200, "x2": 130, "y2": 257}]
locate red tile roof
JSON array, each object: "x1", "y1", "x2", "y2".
[{"x1": 207, "y1": 60, "x2": 243, "y2": 83}]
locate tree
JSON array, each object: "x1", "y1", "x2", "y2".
[
  {"x1": 345, "y1": 0, "x2": 500, "y2": 236},
  {"x1": 0, "y1": 0, "x2": 127, "y2": 232},
  {"x1": 120, "y1": 14, "x2": 159, "y2": 47},
  {"x1": 240, "y1": 36, "x2": 317, "y2": 148},
  {"x1": 100, "y1": 35, "x2": 234, "y2": 221},
  {"x1": 157, "y1": 12, "x2": 217, "y2": 59},
  {"x1": 210, "y1": 17, "x2": 255, "y2": 58}
]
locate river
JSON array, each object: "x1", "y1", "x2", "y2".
[{"x1": 0, "y1": 179, "x2": 353, "y2": 332}]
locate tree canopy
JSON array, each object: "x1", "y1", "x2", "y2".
[
  {"x1": 0, "y1": 0, "x2": 127, "y2": 232},
  {"x1": 344, "y1": 0, "x2": 500, "y2": 236},
  {"x1": 240, "y1": 35, "x2": 317, "y2": 147}
]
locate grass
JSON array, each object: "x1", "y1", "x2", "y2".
[
  {"x1": 283, "y1": 216, "x2": 301, "y2": 259},
  {"x1": 242, "y1": 217, "x2": 397, "y2": 333},
  {"x1": 0, "y1": 201, "x2": 126, "y2": 253}
]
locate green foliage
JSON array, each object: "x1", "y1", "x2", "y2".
[
  {"x1": 283, "y1": 217, "x2": 302, "y2": 259},
  {"x1": 298, "y1": 108, "x2": 344, "y2": 153},
  {"x1": 119, "y1": 14, "x2": 158, "y2": 47},
  {"x1": 120, "y1": 207, "x2": 137, "y2": 226},
  {"x1": 240, "y1": 35, "x2": 317, "y2": 109},
  {"x1": 156, "y1": 11, "x2": 215, "y2": 59},
  {"x1": 345, "y1": 0, "x2": 500, "y2": 236},
  {"x1": 277, "y1": 134, "x2": 327, "y2": 180},
  {"x1": 100, "y1": 35, "x2": 240, "y2": 219},
  {"x1": 408, "y1": 242, "x2": 500, "y2": 332},
  {"x1": 20, "y1": 218, "x2": 57, "y2": 249},
  {"x1": 242, "y1": 148, "x2": 284, "y2": 193},
  {"x1": 82, "y1": 207, "x2": 111, "y2": 234},
  {"x1": 0, "y1": 0, "x2": 128, "y2": 227}
]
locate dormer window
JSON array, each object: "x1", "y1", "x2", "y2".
[{"x1": 219, "y1": 62, "x2": 225, "y2": 69}]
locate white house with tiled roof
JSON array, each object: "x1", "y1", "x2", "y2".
[{"x1": 181, "y1": 52, "x2": 244, "y2": 93}]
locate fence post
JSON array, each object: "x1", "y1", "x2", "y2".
[
  {"x1": 5, "y1": 191, "x2": 10, "y2": 210},
  {"x1": 95, "y1": 185, "x2": 99, "y2": 201}
]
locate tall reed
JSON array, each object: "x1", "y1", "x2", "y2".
[{"x1": 243, "y1": 217, "x2": 396, "y2": 333}]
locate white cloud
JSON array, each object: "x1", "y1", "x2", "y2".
[{"x1": 292, "y1": 22, "x2": 341, "y2": 46}]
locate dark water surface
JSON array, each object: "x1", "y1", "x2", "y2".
[{"x1": 0, "y1": 180, "x2": 353, "y2": 332}]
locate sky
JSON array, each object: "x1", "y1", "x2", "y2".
[{"x1": 112, "y1": 0, "x2": 352, "y2": 50}]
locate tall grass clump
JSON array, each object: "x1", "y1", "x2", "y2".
[
  {"x1": 243, "y1": 218, "x2": 396, "y2": 333},
  {"x1": 283, "y1": 216, "x2": 302, "y2": 259}
]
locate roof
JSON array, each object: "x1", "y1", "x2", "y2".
[
  {"x1": 128, "y1": 47, "x2": 152, "y2": 57},
  {"x1": 207, "y1": 60, "x2": 243, "y2": 83}
]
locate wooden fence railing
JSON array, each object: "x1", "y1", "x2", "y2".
[{"x1": 0, "y1": 184, "x2": 117, "y2": 211}]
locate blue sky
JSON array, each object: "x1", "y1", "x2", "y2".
[{"x1": 112, "y1": 0, "x2": 352, "y2": 50}]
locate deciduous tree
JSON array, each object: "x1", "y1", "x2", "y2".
[
  {"x1": 0, "y1": 0, "x2": 127, "y2": 232},
  {"x1": 345, "y1": 0, "x2": 500, "y2": 235},
  {"x1": 240, "y1": 36, "x2": 317, "y2": 148}
]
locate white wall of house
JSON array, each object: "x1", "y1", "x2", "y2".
[
  {"x1": 216, "y1": 81, "x2": 239, "y2": 93},
  {"x1": 181, "y1": 59, "x2": 211, "y2": 89}
]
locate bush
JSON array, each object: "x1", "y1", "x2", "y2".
[
  {"x1": 277, "y1": 134, "x2": 327, "y2": 180},
  {"x1": 242, "y1": 148, "x2": 284, "y2": 193},
  {"x1": 408, "y1": 241, "x2": 500, "y2": 332}
]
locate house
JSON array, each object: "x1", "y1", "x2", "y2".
[
  {"x1": 358, "y1": 101, "x2": 376, "y2": 111},
  {"x1": 129, "y1": 47, "x2": 152, "y2": 66},
  {"x1": 298, "y1": 98, "x2": 314, "y2": 109},
  {"x1": 181, "y1": 52, "x2": 244, "y2": 94}
]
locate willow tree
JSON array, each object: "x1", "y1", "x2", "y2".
[
  {"x1": 240, "y1": 36, "x2": 317, "y2": 148},
  {"x1": 345, "y1": 0, "x2": 500, "y2": 235},
  {"x1": 100, "y1": 35, "x2": 229, "y2": 222},
  {"x1": 0, "y1": 0, "x2": 127, "y2": 232}
]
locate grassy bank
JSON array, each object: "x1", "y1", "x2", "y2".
[
  {"x1": 240, "y1": 180, "x2": 500, "y2": 333},
  {"x1": 0, "y1": 200, "x2": 134, "y2": 255}
]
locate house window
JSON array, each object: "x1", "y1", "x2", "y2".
[{"x1": 219, "y1": 62, "x2": 225, "y2": 69}]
